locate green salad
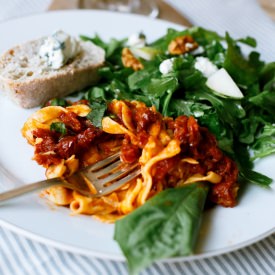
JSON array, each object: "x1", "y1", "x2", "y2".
[{"x1": 51, "y1": 27, "x2": 275, "y2": 274}]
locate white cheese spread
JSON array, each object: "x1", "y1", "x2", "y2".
[{"x1": 39, "y1": 30, "x2": 81, "y2": 69}]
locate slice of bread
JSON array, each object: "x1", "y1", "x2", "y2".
[{"x1": 0, "y1": 37, "x2": 105, "y2": 108}]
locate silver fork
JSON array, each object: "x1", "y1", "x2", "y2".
[{"x1": 0, "y1": 151, "x2": 141, "y2": 203}]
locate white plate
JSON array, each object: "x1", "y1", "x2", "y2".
[{"x1": 0, "y1": 10, "x2": 274, "y2": 262}]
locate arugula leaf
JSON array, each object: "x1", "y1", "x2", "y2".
[
  {"x1": 106, "y1": 38, "x2": 126, "y2": 58},
  {"x1": 109, "y1": 79, "x2": 133, "y2": 100},
  {"x1": 237, "y1": 36, "x2": 257, "y2": 47},
  {"x1": 81, "y1": 34, "x2": 126, "y2": 57},
  {"x1": 239, "y1": 168, "x2": 272, "y2": 187},
  {"x1": 188, "y1": 26, "x2": 223, "y2": 46},
  {"x1": 80, "y1": 34, "x2": 107, "y2": 50},
  {"x1": 169, "y1": 99, "x2": 197, "y2": 117},
  {"x1": 79, "y1": 29, "x2": 275, "y2": 187},
  {"x1": 50, "y1": 122, "x2": 67, "y2": 135},
  {"x1": 251, "y1": 124, "x2": 275, "y2": 160},
  {"x1": 186, "y1": 88, "x2": 245, "y2": 130},
  {"x1": 114, "y1": 183, "x2": 209, "y2": 275},
  {"x1": 128, "y1": 64, "x2": 160, "y2": 91},
  {"x1": 239, "y1": 116, "x2": 260, "y2": 144},
  {"x1": 84, "y1": 87, "x2": 107, "y2": 101},
  {"x1": 205, "y1": 40, "x2": 225, "y2": 66},
  {"x1": 144, "y1": 76, "x2": 178, "y2": 97},
  {"x1": 98, "y1": 66, "x2": 115, "y2": 81},
  {"x1": 260, "y1": 62, "x2": 275, "y2": 87},
  {"x1": 249, "y1": 90, "x2": 275, "y2": 116},
  {"x1": 150, "y1": 28, "x2": 188, "y2": 51},
  {"x1": 162, "y1": 89, "x2": 174, "y2": 117},
  {"x1": 48, "y1": 98, "x2": 68, "y2": 107},
  {"x1": 223, "y1": 33, "x2": 264, "y2": 87}
]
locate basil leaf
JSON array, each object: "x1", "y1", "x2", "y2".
[
  {"x1": 114, "y1": 183, "x2": 209, "y2": 275},
  {"x1": 50, "y1": 122, "x2": 67, "y2": 135},
  {"x1": 86, "y1": 100, "x2": 107, "y2": 128}
]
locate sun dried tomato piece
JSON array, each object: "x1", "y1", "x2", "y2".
[
  {"x1": 60, "y1": 111, "x2": 82, "y2": 133},
  {"x1": 56, "y1": 136, "x2": 77, "y2": 159},
  {"x1": 76, "y1": 126, "x2": 103, "y2": 150}
]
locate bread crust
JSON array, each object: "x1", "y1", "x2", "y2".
[{"x1": 0, "y1": 38, "x2": 105, "y2": 108}]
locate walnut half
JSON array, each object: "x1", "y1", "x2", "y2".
[
  {"x1": 121, "y1": 48, "x2": 144, "y2": 71},
  {"x1": 168, "y1": 35, "x2": 198, "y2": 55}
]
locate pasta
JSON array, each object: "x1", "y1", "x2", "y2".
[{"x1": 22, "y1": 99, "x2": 239, "y2": 222}]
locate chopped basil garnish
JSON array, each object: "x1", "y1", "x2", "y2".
[
  {"x1": 86, "y1": 100, "x2": 107, "y2": 128},
  {"x1": 50, "y1": 122, "x2": 67, "y2": 135}
]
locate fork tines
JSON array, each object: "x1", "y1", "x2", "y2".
[{"x1": 80, "y1": 151, "x2": 141, "y2": 196}]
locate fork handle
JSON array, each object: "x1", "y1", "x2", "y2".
[{"x1": 0, "y1": 178, "x2": 62, "y2": 203}]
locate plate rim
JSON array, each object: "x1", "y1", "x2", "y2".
[
  {"x1": 0, "y1": 9, "x2": 274, "y2": 262},
  {"x1": 0, "y1": 8, "x2": 182, "y2": 30}
]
